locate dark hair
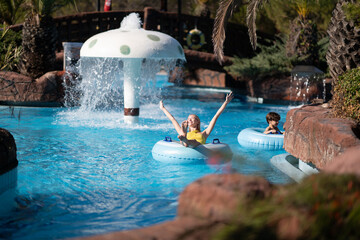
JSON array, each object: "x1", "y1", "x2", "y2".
[{"x1": 266, "y1": 112, "x2": 281, "y2": 123}]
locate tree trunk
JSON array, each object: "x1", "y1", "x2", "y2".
[
  {"x1": 19, "y1": 15, "x2": 58, "y2": 79},
  {"x1": 326, "y1": 0, "x2": 360, "y2": 82}
]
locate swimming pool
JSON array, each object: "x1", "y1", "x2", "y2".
[{"x1": 0, "y1": 86, "x2": 293, "y2": 239}]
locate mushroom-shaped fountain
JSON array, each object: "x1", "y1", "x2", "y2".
[{"x1": 79, "y1": 13, "x2": 185, "y2": 123}]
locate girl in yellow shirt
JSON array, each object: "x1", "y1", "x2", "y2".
[{"x1": 159, "y1": 91, "x2": 233, "y2": 148}]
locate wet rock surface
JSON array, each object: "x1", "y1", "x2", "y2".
[{"x1": 0, "y1": 128, "x2": 17, "y2": 175}]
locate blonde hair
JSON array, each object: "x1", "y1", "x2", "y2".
[{"x1": 189, "y1": 114, "x2": 201, "y2": 131}]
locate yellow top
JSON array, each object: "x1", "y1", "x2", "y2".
[{"x1": 187, "y1": 130, "x2": 206, "y2": 144}]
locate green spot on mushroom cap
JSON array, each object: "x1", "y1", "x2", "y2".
[
  {"x1": 89, "y1": 39, "x2": 97, "y2": 48},
  {"x1": 120, "y1": 45, "x2": 131, "y2": 55},
  {"x1": 147, "y1": 34, "x2": 160, "y2": 41}
]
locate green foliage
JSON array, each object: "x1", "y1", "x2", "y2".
[
  {"x1": 332, "y1": 67, "x2": 360, "y2": 123},
  {"x1": 0, "y1": 25, "x2": 22, "y2": 71},
  {"x1": 260, "y1": 0, "x2": 337, "y2": 34},
  {"x1": 225, "y1": 36, "x2": 295, "y2": 80},
  {"x1": 214, "y1": 174, "x2": 360, "y2": 240},
  {"x1": 225, "y1": 34, "x2": 329, "y2": 80},
  {"x1": 25, "y1": 0, "x2": 77, "y2": 18},
  {"x1": 0, "y1": 0, "x2": 25, "y2": 24},
  {"x1": 343, "y1": 2, "x2": 360, "y2": 27},
  {"x1": 317, "y1": 36, "x2": 329, "y2": 76}
]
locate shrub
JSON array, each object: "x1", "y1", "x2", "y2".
[
  {"x1": 0, "y1": 26, "x2": 22, "y2": 71},
  {"x1": 225, "y1": 36, "x2": 329, "y2": 80},
  {"x1": 332, "y1": 67, "x2": 360, "y2": 123},
  {"x1": 225, "y1": 36, "x2": 295, "y2": 80},
  {"x1": 214, "y1": 174, "x2": 360, "y2": 240}
]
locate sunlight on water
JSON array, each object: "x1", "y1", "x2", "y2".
[{"x1": 0, "y1": 87, "x2": 297, "y2": 240}]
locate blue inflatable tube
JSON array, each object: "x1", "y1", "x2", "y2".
[
  {"x1": 237, "y1": 128, "x2": 284, "y2": 150},
  {"x1": 152, "y1": 137, "x2": 233, "y2": 164}
]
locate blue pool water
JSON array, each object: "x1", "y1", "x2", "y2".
[{"x1": 0, "y1": 86, "x2": 294, "y2": 239}]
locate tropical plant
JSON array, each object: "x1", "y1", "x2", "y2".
[
  {"x1": 285, "y1": 0, "x2": 320, "y2": 65},
  {"x1": 0, "y1": 0, "x2": 25, "y2": 25},
  {"x1": 225, "y1": 36, "x2": 295, "y2": 79},
  {"x1": 0, "y1": 25, "x2": 22, "y2": 71},
  {"x1": 213, "y1": 0, "x2": 321, "y2": 65},
  {"x1": 214, "y1": 174, "x2": 360, "y2": 240},
  {"x1": 213, "y1": 0, "x2": 360, "y2": 82},
  {"x1": 326, "y1": 0, "x2": 360, "y2": 82},
  {"x1": 19, "y1": 0, "x2": 77, "y2": 79}
]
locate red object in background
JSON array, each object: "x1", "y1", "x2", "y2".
[{"x1": 104, "y1": 0, "x2": 111, "y2": 11}]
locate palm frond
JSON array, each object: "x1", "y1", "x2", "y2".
[
  {"x1": 212, "y1": 0, "x2": 242, "y2": 64},
  {"x1": 246, "y1": 0, "x2": 267, "y2": 50},
  {"x1": 0, "y1": 0, "x2": 25, "y2": 24},
  {"x1": 26, "y1": 0, "x2": 76, "y2": 17}
]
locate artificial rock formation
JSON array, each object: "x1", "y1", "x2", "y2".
[
  {"x1": 79, "y1": 171, "x2": 360, "y2": 240},
  {"x1": 78, "y1": 174, "x2": 274, "y2": 240},
  {"x1": 0, "y1": 71, "x2": 64, "y2": 106},
  {"x1": 323, "y1": 146, "x2": 360, "y2": 176},
  {"x1": 177, "y1": 174, "x2": 273, "y2": 222},
  {"x1": 284, "y1": 104, "x2": 360, "y2": 168},
  {"x1": 0, "y1": 128, "x2": 17, "y2": 175}
]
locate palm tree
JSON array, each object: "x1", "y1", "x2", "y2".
[
  {"x1": 19, "y1": 0, "x2": 76, "y2": 78},
  {"x1": 326, "y1": 0, "x2": 360, "y2": 81},
  {"x1": 0, "y1": 0, "x2": 25, "y2": 25},
  {"x1": 285, "y1": 0, "x2": 319, "y2": 65},
  {"x1": 212, "y1": 0, "x2": 360, "y2": 81}
]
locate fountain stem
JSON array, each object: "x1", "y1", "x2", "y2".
[{"x1": 123, "y1": 59, "x2": 142, "y2": 123}]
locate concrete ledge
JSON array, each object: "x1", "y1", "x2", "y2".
[
  {"x1": 299, "y1": 159, "x2": 319, "y2": 175},
  {"x1": 270, "y1": 153, "x2": 308, "y2": 183}
]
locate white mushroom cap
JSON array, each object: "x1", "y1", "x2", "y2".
[{"x1": 80, "y1": 13, "x2": 185, "y2": 60}]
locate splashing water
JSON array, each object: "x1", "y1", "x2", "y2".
[
  {"x1": 63, "y1": 12, "x2": 181, "y2": 113},
  {"x1": 120, "y1": 12, "x2": 142, "y2": 30},
  {"x1": 290, "y1": 73, "x2": 325, "y2": 104}
]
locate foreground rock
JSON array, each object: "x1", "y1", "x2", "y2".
[
  {"x1": 284, "y1": 104, "x2": 360, "y2": 168},
  {"x1": 177, "y1": 174, "x2": 273, "y2": 222},
  {"x1": 78, "y1": 172, "x2": 360, "y2": 240},
  {"x1": 0, "y1": 128, "x2": 17, "y2": 175},
  {"x1": 323, "y1": 146, "x2": 360, "y2": 176},
  {"x1": 78, "y1": 174, "x2": 273, "y2": 240},
  {"x1": 0, "y1": 71, "x2": 64, "y2": 106}
]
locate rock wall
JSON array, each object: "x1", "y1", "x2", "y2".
[
  {"x1": 0, "y1": 71, "x2": 64, "y2": 106},
  {"x1": 284, "y1": 104, "x2": 360, "y2": 168}
]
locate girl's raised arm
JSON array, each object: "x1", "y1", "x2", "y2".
[
  {"x1": 159, "y1": 100, "x2": 185, "y2": 136},
  {"x1": 203, "y1": 92, "x2": 233, "y2": 138}
]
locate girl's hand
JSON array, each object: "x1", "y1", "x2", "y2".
[
  {"x1": 159, "y1": 100, "x2": 164, "y2": 110},
  {"x1": 225, "y1": 91, "x2": 234, "y2": 103},
  {"x1": 181, "y1": 120, "x2": 188, "y2": 130}
]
